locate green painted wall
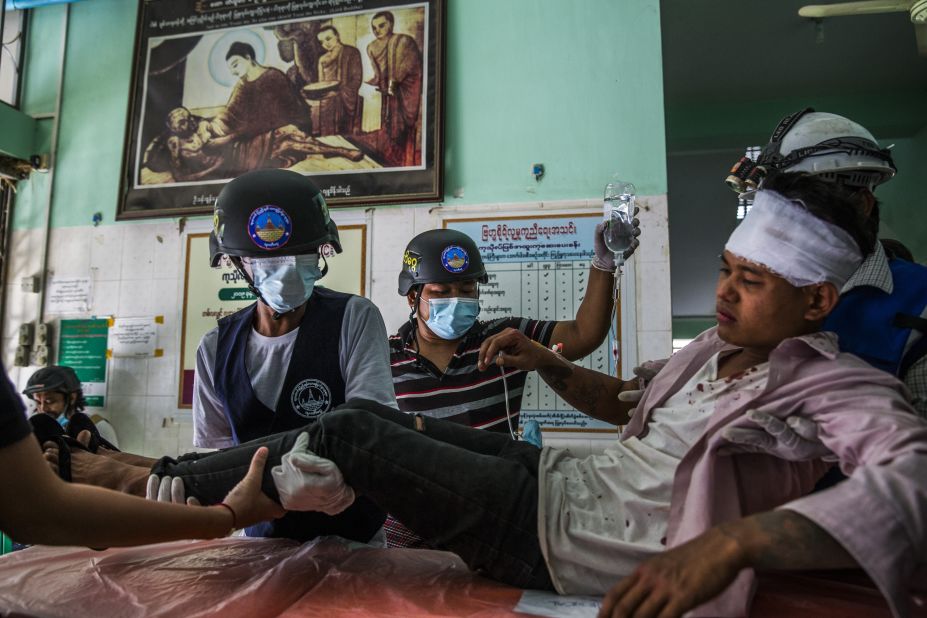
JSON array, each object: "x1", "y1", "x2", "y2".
[
  {"x1": 11, "y1": 0, "x2": 667, "y2": 231},
  {"x1": 876, "y1": 126, "x2": 927, "y2": 262},
  {"x1": 16, "y1": 0, "x2": 138, "y2": 230}
]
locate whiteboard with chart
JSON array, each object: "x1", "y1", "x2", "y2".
[{"x1": 445, "y1": 213, "x2": 626, "y2": 432}]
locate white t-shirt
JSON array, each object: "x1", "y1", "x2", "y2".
[
  {"x1": 538, "y1": 352, "x2": 770, "y2": 595},
  {"x1": 193, "y1": 296, "x2": 397, "y2": 448}
]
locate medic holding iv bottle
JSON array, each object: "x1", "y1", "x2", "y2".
[{"x1": 603, "y1": 180, "x2": 636, "y2": 270}]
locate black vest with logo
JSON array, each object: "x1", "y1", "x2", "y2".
[
  {"x1": 214, "y1": 289, "x2": 384, "y2": 543},
  {"x1": 215, "y1": 287, "x2": 349, "y2": 444}
]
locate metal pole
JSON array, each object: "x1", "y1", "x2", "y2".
[{"x1": 35, "y1": 2, "x2": 68, "y2": 326}]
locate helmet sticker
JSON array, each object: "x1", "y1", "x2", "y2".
[
  {"x1": 441, "y1": 245, "x2": 469, "y2": 273},
  {"x1": 320, "y1": 243, "x2": 337, "y2": 258},
  {"x1": 403, "y1": 250, "x2": 421, "y2": 273},
  {"x1": 213, "y1": 210, "x2": 224, "y2": 244},
  {"x1": 248, "y1": 205, "x2": 292, "y2": 251}
]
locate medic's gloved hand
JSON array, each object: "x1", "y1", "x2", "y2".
[
  {"x1": 591, "y1": 211, "x2": 641, "y2": 272},
  {"x1": 145, "y1": 474, "x2": 202, "y2": 506},
  {"x1": 617, "y1": 360, "x2": 666, "y2": 417},
  {"x1": 271, "y1": 432, "x2": 355, "y2": 515},
  {"x1": 718, "y1": 410, "x2": 836, "y2": 461}
]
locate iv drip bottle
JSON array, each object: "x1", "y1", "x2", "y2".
[{"x1": 603, "y1": 181, "x2": 636, "y2": 256}]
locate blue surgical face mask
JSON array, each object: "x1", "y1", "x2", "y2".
[
  {"x1": 248, "y1": 254, "x2": 323, "y2": 314},
  {"x1": 424, "y1": 297, "x2": 481, "y2": 340}
]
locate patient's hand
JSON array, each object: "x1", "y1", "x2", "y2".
[
  {"x1": 598, "y1": 526, "x2": 747, "y2": 618},
  {"x1": 718, "y1": 410, "x2": 835, "y2": 461},
  {"x1": 477, "y1": 327, "x2": 553, "y2": 373}
]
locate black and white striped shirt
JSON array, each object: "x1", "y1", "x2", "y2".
[{"x1": 389, "y1": 317, "x2": 556, "y2": 431}]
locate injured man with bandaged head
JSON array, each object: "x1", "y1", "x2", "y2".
[{"x1": 44, "y1": 171, "x2": 926, "y2": 618}]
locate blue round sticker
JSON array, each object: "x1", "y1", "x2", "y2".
[
  {"x1": 248, "y1": 205, "x2": 292, "y2": 250},
  {"x1": 441, "y1": 245, "x2": 469, "y2": 273}
]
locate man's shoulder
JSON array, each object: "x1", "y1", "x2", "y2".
[
  {"x1": 477, "y1": 316, "x2": 524, "y2": 336},
  {"x1": 343, "y1": 294, "x2": 385, "y2": 322},
  {"x1": 198, "y1": 325, "x2": 220, "y2": 352}
]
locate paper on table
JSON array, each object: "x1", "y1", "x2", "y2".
[{"x1": 514, "y1": 590, "x2": 602, "y2": 618}]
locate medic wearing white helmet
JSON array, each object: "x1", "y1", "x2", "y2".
[{"x1": 726, "y1": 109, "x2": 927, "y2": 417}]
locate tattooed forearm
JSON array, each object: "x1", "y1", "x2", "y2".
[
  {"x1": 721, "y1": 510, "x2": 857, "y2": 571},
  {"x1": 536, "y1": 359, "x2": 627, "y2": 424},
  {"x1": 537, "y1": 362, "x2": 573, "y2": 393}
]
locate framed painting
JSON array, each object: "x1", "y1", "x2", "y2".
[{"x1": 118, "y1": 0, "x2": 445, "y2": 220}]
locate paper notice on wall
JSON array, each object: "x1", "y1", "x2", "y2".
[
  {"x1": 58, "y1": 319, "x2": 108, "y2": 407},
  {"x1": 46, "y1": 277, "x2": 93, "y2": 315},
  {"x1": 109, "y1": 316, "x2": 162, "y2": 358}
]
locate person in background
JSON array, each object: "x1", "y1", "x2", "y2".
[
  {"x1": 732, "y1": 110, "x2": 927, "y2": 416},
  {"x1": 23, "y1": 366, "x2": 119, "y2": 449}
]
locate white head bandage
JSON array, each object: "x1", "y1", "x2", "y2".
[{"x1": 724, "y1": 189, "x2": 863, "y2": 288}]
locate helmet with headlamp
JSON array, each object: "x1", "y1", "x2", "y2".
[{"x1": 725, "y1": 109, "x2": 896, "y2": 196}]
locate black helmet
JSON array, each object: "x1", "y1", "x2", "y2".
[
  {"x1": 398, "y1": 229, "x2": 488, "y2": 295},
  {"x1": 210, "y1": 169, "x2": 342, "y2": 267},
  {"x1": 23, "y1": 366, "x2": 82, "y2": 399}
]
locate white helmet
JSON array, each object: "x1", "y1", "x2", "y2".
[{"x1": 759, "y1": 109, "x2": 896, "y2": 189}]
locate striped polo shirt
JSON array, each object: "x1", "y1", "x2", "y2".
[{"x1": 389, "y1": 316, "x2": 557, "y2": 431}]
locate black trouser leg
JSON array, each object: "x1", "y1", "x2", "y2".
[{"x1": 152, "y1": 399, "x2": 553, "y2": 589}]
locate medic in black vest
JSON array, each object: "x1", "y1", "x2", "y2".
[{"x1": 204, "y1": 169, "x2": 388, "y2": 542}]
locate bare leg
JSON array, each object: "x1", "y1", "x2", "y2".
[
  {"x1": 97, "y1": 447, "x2": 158, "y2": 468},
  {"x1": 42, "y1": 441, "x2": 150, "y2": 496},
  {"x1": 273, "y1": 138, "x2": 365, "y2": 162}
]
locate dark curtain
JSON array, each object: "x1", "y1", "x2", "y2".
[{"x1": 140, "y1": 36, "x2": 203, "y2": 159}]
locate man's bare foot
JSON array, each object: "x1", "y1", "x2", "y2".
[
  {"x1": 96, "y1": 446, "x2": 159, "y2": 468},
  {"x1": 65, "y1": 429, "x2": 158, "y2": 467},
  {"x1": 43, "y1": 438, "x2": 150, "y2": 496}
]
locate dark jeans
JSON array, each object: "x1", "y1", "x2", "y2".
[{"x1": 152, "y1": 399, "x2": 554, "y2": 590}]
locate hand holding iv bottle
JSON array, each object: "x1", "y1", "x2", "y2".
[
  {"x1": 599, "y1": 179, "x2": 638, "y2": 371},
  {"x1": 603, "y1": 180, "x2": 637, "y2": 271}
]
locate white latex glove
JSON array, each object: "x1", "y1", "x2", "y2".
[
  {"x1": 591, "y1": 212, "x2": 642, "y2": 272},
  {"x1": 617, "y1": 360, "x2": 666, "y2": 417},
  {"x1": 271, "y1": 432, "x2": 355, "y2": 515},
  {"x1": 718, "y1": 410, "x2": 836, "y2": 461},
  {"x1": 145, "y1": 474, "x2": 201, "y2": 506}
]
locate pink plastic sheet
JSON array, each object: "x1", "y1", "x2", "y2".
[
  {"x1": 0, "y1": 537, "x2": 923, "y2": 617},
  {"x1": 0, "y1": 538, "x2": 526, "y2": 618}
]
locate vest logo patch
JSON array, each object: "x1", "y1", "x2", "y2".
[{"x1": 290, "y1": 379, "x2": 332, "y2": 419}]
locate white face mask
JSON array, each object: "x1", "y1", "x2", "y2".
[{"x1": 245, "y1": 255, "x2": 323, "y2": 314}]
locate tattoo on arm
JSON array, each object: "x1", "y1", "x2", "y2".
[
  {"x1": 537, "y1": 361, "x2": 609, "y2": 417},
  {"x1": 727, "y1": 510, "x2": 857, "y2": 571},
  {"x1": 538, "y1": 362, "x2": 572, "y2": 392}
]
